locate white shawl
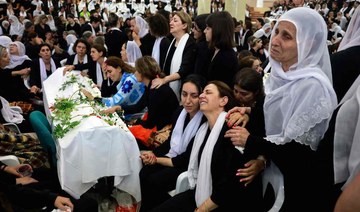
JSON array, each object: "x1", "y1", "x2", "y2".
[
  {"x1": 39, "y1": 58, "x2": 56, "y2": 85},
  {"x1": 164, "y1": 33, "x2": 189, "y2": 100},
  {"x1": 0, "y1": 97, "x2": 23, "y2": 124},
  {"x1": 188, "y1": 112, "x2": 227, "y2": 206},
  {"x1": 151, "y1": 36, "x2": 164, "y2": 65},
  {"x1": 337, "y1": 7, "x2": 360, "y2": 51},
  {"x1": 6, "y1": 41, "x2": 31, "y2": 69},
  {"x1": 166, "y1": 109, "x2": 203, "y2": 158}
]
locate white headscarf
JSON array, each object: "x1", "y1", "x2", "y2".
[
  {"x1": 39, "y1": 57, "x2": 57, "y2": 85},
  {"x1": 66, "y1": 34, "x2": 77, "y2": 56},
  {"x1": 0, "y1": 35, "x2": 12, "y2": 48},
  {"x1": 0, "y1": 96, "x2": 23, "y2": 124},
  {"x1": 9, "y1": 15, "x2": 24, "y2": 36},
  {"x1": 264, "y1": 7, "x2": 337, "y2": 150},
  {"x1": 5, "y1": 41, "x2": 31, "y2": 69},
  {"x1": 333, "y1": 76, "x2": 360, "y2": 189},
  {"x1": 253, "y1": 23, "x2": 271, "y2": 38},
  {"x1": 126, "y1": 41, "x2": 142, "y2": 66},
  {"x1": 134, "y1": 16, "x2": 149, "y2": 38},
  {"x1": 338, "y1": 7, "x2": 360, "y2": 51}
]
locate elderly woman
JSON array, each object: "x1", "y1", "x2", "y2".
[
  {"x1": 151, "y1": 11, "x2": 196, "y2": 100},
  {"x1": 225, "y1": 7, "x2": 338, "y2": 211},
  {"x1": 152, "y1": 81, "x2": 263, "y2": 211},
  {"x1": 2, "y1": 42, "x2": 32, "y2": 102},
  {"x1": 130, "y1": 15, "x2": 155, "y2": 57}
]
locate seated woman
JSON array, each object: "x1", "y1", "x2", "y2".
[
  {"x1": 152, "y1": 81, "x2": 263, "y2": 212},
  {"x1": 3, "y1": 41, "x2": 32, "y2": 103},
  {"x1": 64, "y1": 38, "x2": 92, "y2": 75},
  {"x1": 139, "y1": 74, "x2": 207, "y2": 212},
  {"x1": 29, "y1": 43, "x2": 61, "y2": 96},
  {"x1": 106, "y1": 56, "x2": 179, "y2": 149},
  {"x1": 101, "y1": 56, "x2": 145, "y2": 108}
]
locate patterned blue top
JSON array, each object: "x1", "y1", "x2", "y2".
[{"x1": 102, "y1": 72, "x2": 145, "y2": 107}]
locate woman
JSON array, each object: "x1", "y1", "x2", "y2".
[
  {"x1": 101, "y1": 56, "x2": 145, "y2": 108},
  {"x1": 151, "y1": 10, "x2": 196, "y2": 100},
  {"x1": 192, "y1": 13, "x2": 211, "y2": 77},
  {"x1": 29, "y1": 43, "x2": 60, "y2": 95},
  {"x1": 148, "y1": 13, "x2": 171, "y2": 69},
  {"x1": 130, "y1": 15, "x2": 155, "y2": 57},
  {"x1": 9, "y1": 15, "x2": 24, "y2": 37},
  {"x1": 88, "y1": 43, "x2": 107, "y2": 90},
  {"x1": 139, "y1": 74, "x2": 206, "y2": 212},
  {"x1": 248, "y1": 36, "x2": 266, "y2": 63},
  {"x1": 2, "y1": 41, "x2": 32, "y2": 102},
  {"x1": 121, "y1": 56, "x2": 179, "y2": 147},
  {"x1": 203, "y1": 11, "x2": 239, "y2": 87},
  {"x1": 238, "y1": 55, "x2": 263, "y2": 75},
  {"x1": 152, "y1": 81, "x2": 262, "y2": 211},
  {"x1": 64, "y1": 38, "x2": 91, "y2": 75},
  {"x1": 121, "y1": 40, "x2": 143, "y2": 67},
  {"x1": 225, "y1": 8, "x2": 338, "y2": 211}
]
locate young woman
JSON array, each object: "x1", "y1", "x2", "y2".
[
  {"x1": 139, "y1": 74, "x2": 207, "y2": 212},
  {"x1": 238, "y1": 55, "x2": 264, "y2": 75},
  {"x1": 152, "y1": 81, "x2": 263, "y2": 211}
]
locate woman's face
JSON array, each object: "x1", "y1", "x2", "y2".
[
  {"x1": 204, "y1": 26, "x2": 212, "y2": 42},
  {"x1": 192, "y1": 23, "x2": 202, "y2": 40},
  {"x1": 270, "y1": 21, "x2": 298, "y2": 70},
  {"x1": 121, "y1": 43, "x2": 128, "y2": 62},
  {"x1": 199, "y1": 84, "x2": 226, "y2": 113},
  {"x1": 90, "y1": 48, "x2": 102, "y2": 61},
  {"x1": 181, "y1": 82, "x2": 200, "y2": 117},
  {"x1": 134, "y1": 70, "x2": 143, "y2": 82},
  {"x1": 39, "y1": 46, "x2": 51, "y2": 60},
  {"x1": 252, "y1": 59, "x2": 263, "y2": 74},
  {"x1": 129, "y1": 19, "x2": 139, "y2": 34},
  {"x1": 9, "y1": 43, "x2": 19, "y2": 55},
  {"x1": 106, "y1": 65, "x2": 122, "y2": 82},
  {"x1": 170, "y1": 15, "x2": 187, "y2": 35},
  {"x1": 75, "y1": 42, "x2": 87, "y2": 56},
  {"x1": 233, "y1": 85, "x2": 255, "y2": 106},
  {"x1": 0, "y1": 49, "x2": 10, "y2": 68}
]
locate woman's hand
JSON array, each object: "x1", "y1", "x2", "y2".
[
  {"x1": 236, "y1": 158, "x2": 266, "y2": 186},
  {"x1": 15, "y1": 68, "x2": 31, "y2": 76},
  {"x1": 101, "y1": 105, "x2": 121, "y2": 115},
  {"x1": 227, "y1": 106, "x2": 251, "y2": 117},
  {"x1": 224, "y1": 126, "x2": 250, "y2": 147},
  {"x1": 54, "y1": 196, "x2": 74, "y2": 212},
  {"x1": 140, "y1": 151, "x2": 157, "y2": 165},
  {"x1": 226, "y1": 112, "x2": 249, "y2": 127},
  {"x1": 30, "y1": 85, "x2": 40, "y2": 94},
  {"x1": 4, "y1": 164, "x2": 26, "y2": 177},
  {"x1": 63, "y1": 65, "x2": 75, "y2": 75},
  {"x1": 151, "y1": 77, "x2": 166, "y2": 89}
]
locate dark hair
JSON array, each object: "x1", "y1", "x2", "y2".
[
  {"x1": 105, "y1": 56, "x2": 136, "y2": 73},
  {"x1": 28, "y1": 31, "x2": 38, "y2": 39},
  {"x1": 108, "y1": 13, "x2": 119, "y2": 27},
  {"x1": 67, "y1": 13, "x2": 75, "y2": 19},
  {"x1": 72, "y1": 38, "x2": 90, "y2": 53},
  {"x1": 157, "y1": 9, "x2": 171, "y2": 23},
  {"x1": 194, "y1": 13, "x2": 209, "y2": 41},
  {"x1": 135, "y1": 56, "x2": 162, "y2": 80},
  {"x1": 207, "y1": 80, "x2": 236, "y2": 112},
  {"x1": 238, "y1": 50, "x2": 252, "y2": 61},
  {"x1": 257, "y1": 18, "x2": 265, "y2": 27},
  {"x1": 24, "y1": 21, "x2": 34, "y2": 30},
  {"x1": 148, "y1": 13, "x2": 169, "y2": 37},
  {"x1": 90, "y1": 16, "x2": 101, "y2": 23},
  {"x1": 239, "y1": 55, "x2": 259, "y2": 70},
  {"x1": 91, "y1": 43, "x2": 106, "y2": 57},
  {"x1": 205, "y1": 11, "x2": 234, "y2": 49},
  {"x1": 38, "y1": 43, "x2": 52, "y2": 53},
  {"x1": 244, "y1": 20, "x2": 253, "y2": 31},
  {"x1": 234, "y1": 68, "x2": 264, "y2": 100},
  {"x1": 182, "y1": 74, "x2": 207, "y2": 95}
]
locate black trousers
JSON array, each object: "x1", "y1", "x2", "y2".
[
  {"x1": 139, "y1": 164, "x2": 184, "y2": 212},
  {"x1": 150, "y1": 189, "x2": 196, "y2": 212}
]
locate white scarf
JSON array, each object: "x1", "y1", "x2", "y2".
[
  {"x1": 337, "y1": 7, "x2": 360, "y2": 51},
  {"x1": 164, "y1": 33, "x2": 189, "y2": 100},
  {"x1": 6, "y1": 41, "x2": 31, "y2": 69},
  {"x1": 96, "y1": 61, "x2": 103, "y2": 87},
  {"x1": 0, "y1": 96, "x2": 23, "y2": 124},
  {"x1": 88, "y1": 23, "x2": 96, "y2": 36},
  {"x1": 151, "y1": 36, "x2": 164, "y2": 65},
  {"x1": 73, "y1": 54, "x2": 88, "y2": 72},
  {"x1": 334, "y1": 76, "x2": 360, "y2": 189},
  {"x1": 188, "y1": 112, "x2": 227, "y2": 207},
  {"x1": 39, "y1": 58, "x2": 56, "y2": 86},
  {"x1": 166, "y1": 109, "x2": 203, "y2": 158}
]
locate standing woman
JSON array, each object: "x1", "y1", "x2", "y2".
[
  {"x1": 203, "y1": 11, "x2": 239, "y2": 87},
  {"x1": 151, "y1": 10, "x2": 196, "y2": 100},
  {"x1": 152, "y1": 81, "x2": 263, "y2": 211},
  {"x1": 130, "y1": 15, "x2": 155, "y2": 57},
  {"x1": 29, "y1": 43, "x2": 61, "y2": 95},
  {"x1": 148, "y1": 13, "x2": 171, "y2": 69},
  {"x1": 226, "y1": 8, "x2": 338, "y2": 211}
]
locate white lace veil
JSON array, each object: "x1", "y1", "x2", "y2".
[
  {"x1": 126, "y1": 40, "x2": 142, "y2": 65},
  {"x1": 135, "y1": 16, "x2": 149, "y2": 38},
  {"x1": 264, "y1": 7, "x2": 338, "y2": 150},
  {"x1": 337, "y1": 7, "x2": 360, "y2": 51}
]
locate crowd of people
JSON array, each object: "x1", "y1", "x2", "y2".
[{"x1": 0, "y1": 0, "x2": 359, "y2": 211}]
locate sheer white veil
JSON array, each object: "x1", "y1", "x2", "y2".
[
  {"x1": 264, "y1": 7, "x2": 337, "y2": 150},
  {"x1": 337, "y1": 7, "x2": 360, "y2": 51}
]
